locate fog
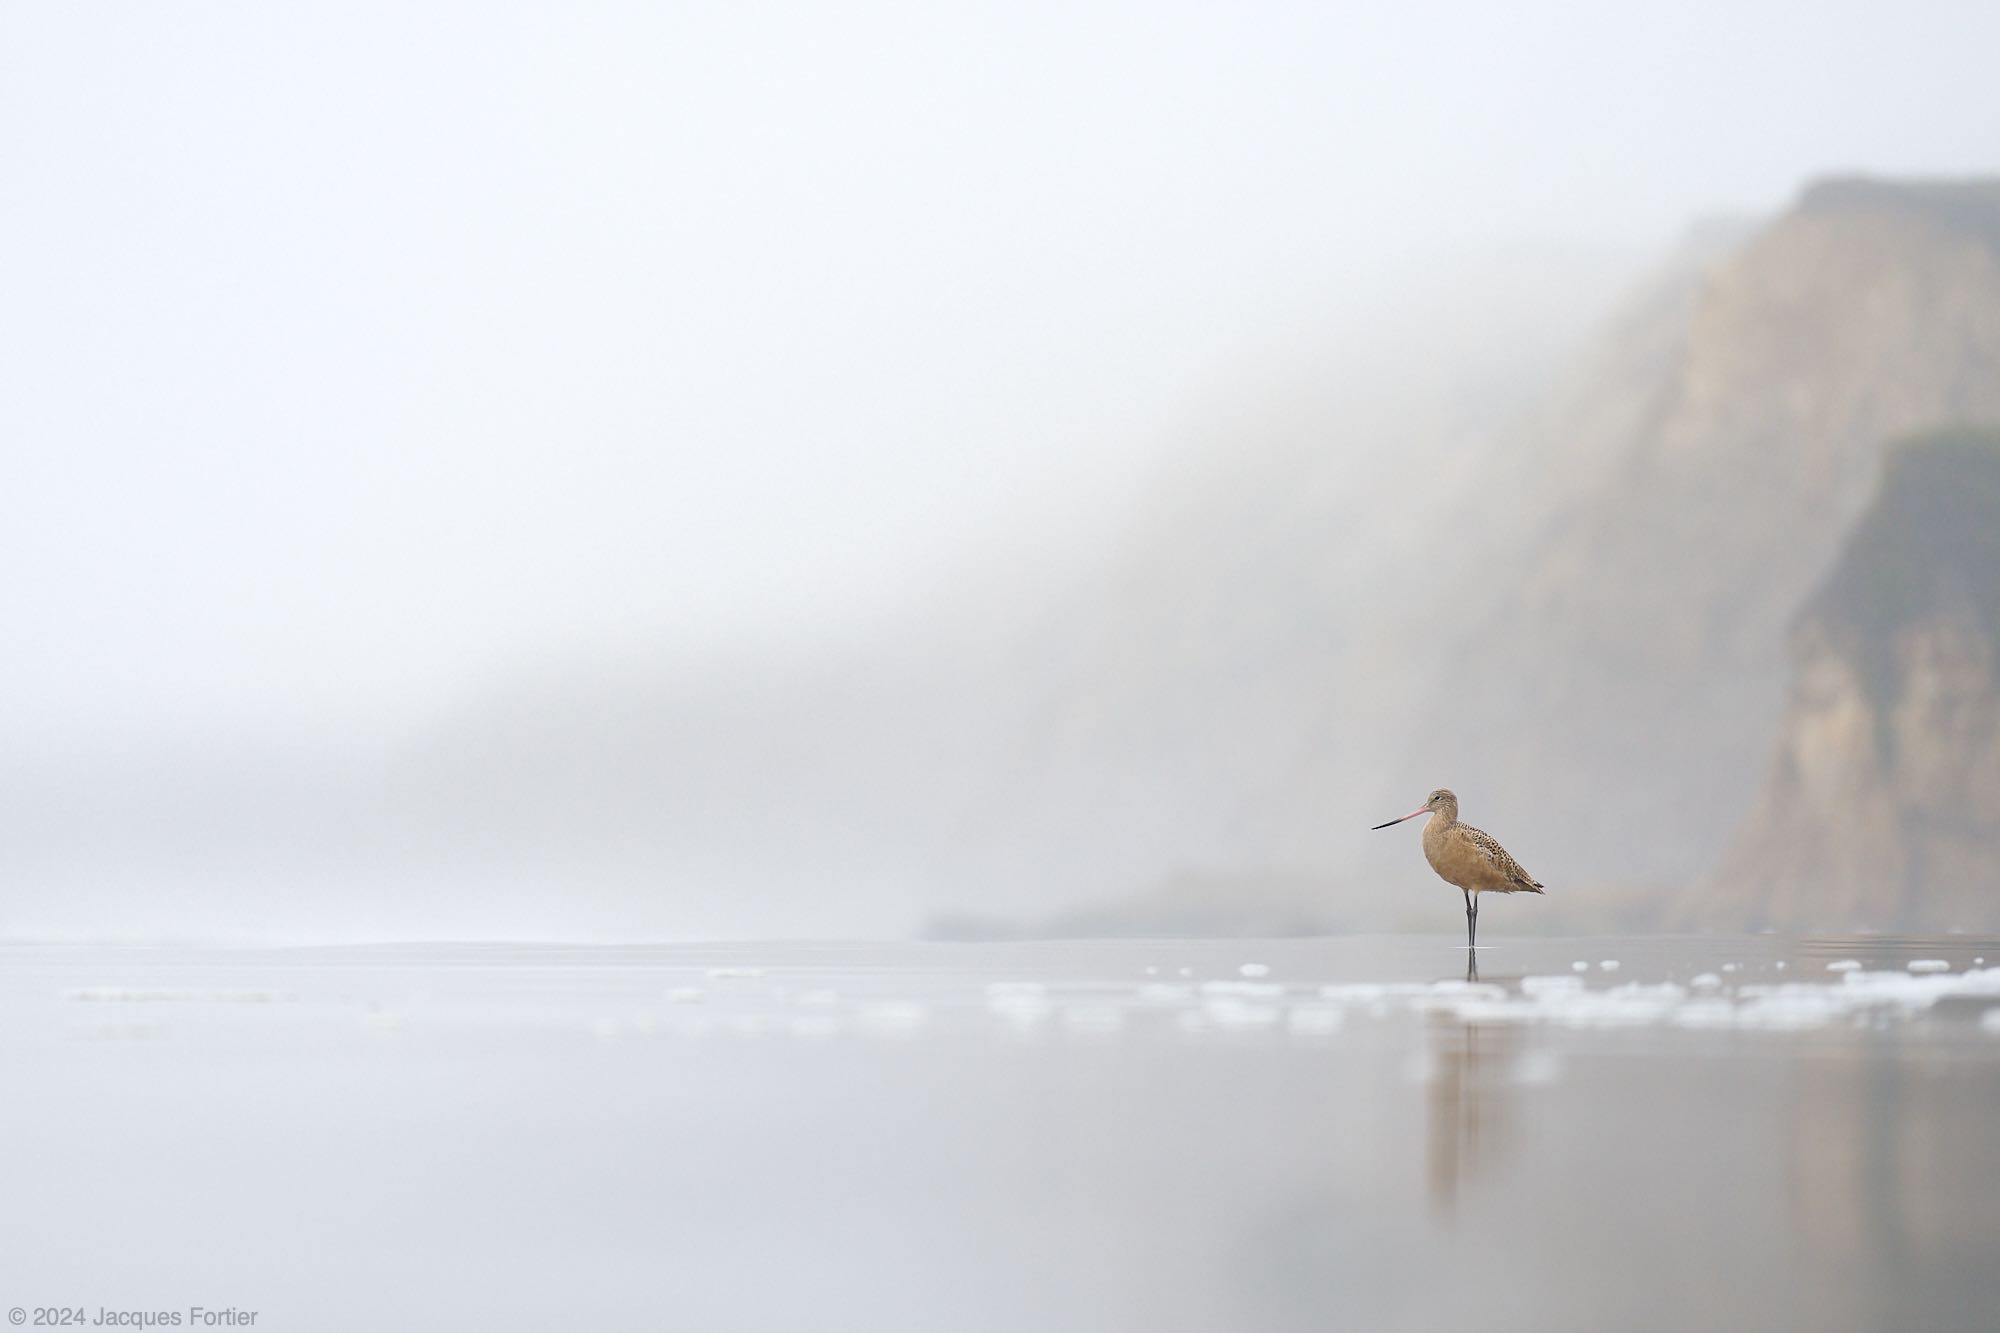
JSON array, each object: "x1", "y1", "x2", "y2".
[{"x1": 4, "y1": 2, "x2": 1998, "y2": 940}]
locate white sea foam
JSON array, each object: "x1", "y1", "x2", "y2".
[
  {"x1": 1336, "y1": 966, "x2": 2000, "y2": 1036},
  {"x1": 1198, "y1": 996, "x2": 1283, "y2": 1029},
  {"x1": 1200, "y1": 980, "x2": 1284, "y2": 999},
  {"x1": 1426, "y1": 979, "x2": 1506, "y2": 998}
]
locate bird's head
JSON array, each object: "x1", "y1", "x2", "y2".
[{"x1": 1371, "y1": 787, "x2": 1457, "y2": 829}]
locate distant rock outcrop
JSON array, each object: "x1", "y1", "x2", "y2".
[
  {"x1": 1694, "y1": 430, "x2": 2000, "y2": 930},
  {"x1": 1409, "y1": 175, "x2": 2000, "y2": 897},
  {"x1": 980, "y1": 175, "x2": 2000, "y2": 927}
]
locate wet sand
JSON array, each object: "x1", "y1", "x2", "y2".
[{"x1": 2, "y1": 934, "x2": 1996, "y2": 1331}]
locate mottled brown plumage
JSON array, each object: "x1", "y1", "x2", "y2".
[
  {"x1": 1372, "y1": 788, "x2": 1543, "y2": 949},
  {"x1": 1419, "y1": 790, "x2": 1544, "y2": 896}
]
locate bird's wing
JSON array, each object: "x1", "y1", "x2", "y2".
[{"x1": 1461, "y1": 824, "x2": 1544, "y2": 890}]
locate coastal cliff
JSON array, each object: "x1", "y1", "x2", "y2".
[{"x1": 1696, "y1": 431, "x2": 2000, "y2": 930}]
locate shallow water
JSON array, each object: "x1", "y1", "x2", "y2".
[{"x1": 2, "y1": 934, "x2": 1997, "y2": 1331}]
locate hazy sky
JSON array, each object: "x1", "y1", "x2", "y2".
[{"x1": 4, "y1": 0, "x2": 1995, "y2": 751}]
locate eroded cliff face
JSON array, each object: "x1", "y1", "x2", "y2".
[
  {"x1": 976, "y1": 179, "x2": 2000, "y2": 912},
  {"x1": 1407, "y1": 177, "x2": 2000, "y2": 894},
  {"x1": 1699, "y1": 433, "x2": 2000, "y2": 929}
]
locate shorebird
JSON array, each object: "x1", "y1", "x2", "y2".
[{"x1": 1372, "y1": 789, "x2": 1543, "y2": 950}]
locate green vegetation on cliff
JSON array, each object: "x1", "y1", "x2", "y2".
[{"x1": 1805, "y1": 427, "x2": 2000, "y2": 709}]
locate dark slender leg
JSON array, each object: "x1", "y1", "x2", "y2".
[{"x1": 1464, "y1": 889, "x2": 1476, "y2": 951}]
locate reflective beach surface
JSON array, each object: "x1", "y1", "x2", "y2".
[{"x1": 3, "y1": 934, "x2": 1997, "y2": 1331}]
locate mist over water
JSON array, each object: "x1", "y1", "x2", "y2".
[{"x1": 6, "y1": 3, "x2": 2000, "y2": 941}]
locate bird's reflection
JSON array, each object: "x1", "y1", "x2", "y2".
[{"x1": 1425, "y1": 954, "x2": 1516, "y2": 1219}]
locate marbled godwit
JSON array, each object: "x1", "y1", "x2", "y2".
[{"x1": 1372, "y1": 789, "x2": 1543, "y2": 950}]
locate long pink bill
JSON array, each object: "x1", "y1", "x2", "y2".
[{"x1": 1370, "y1": 805, "x2": 1428, "y2": 830}]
